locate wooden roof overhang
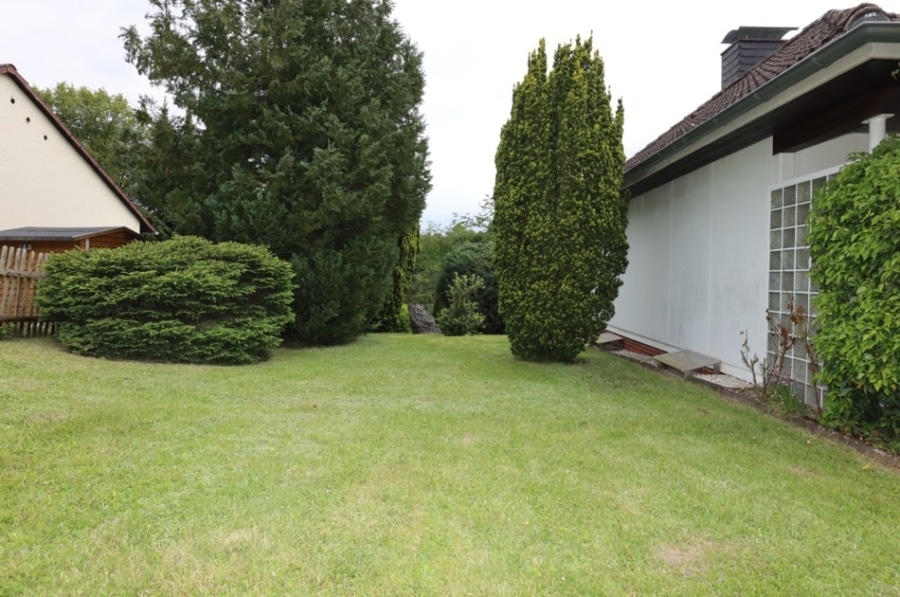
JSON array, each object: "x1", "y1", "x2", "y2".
[{"x1": 624, "y1": 22, "x2": 900, "y2": 198}]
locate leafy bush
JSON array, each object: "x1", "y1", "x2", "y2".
[
  {"x1": 741, "y1": 301, "x2": 819, "y2": 420},
  {"x1": 807, "y1": 137, "x2": 900, "y2": 450},
  {"x1": 411, "y1": 222, "x2": 487, "y2": 308},
  {"x1": 433, "y1": 241, "x2": 503, "y2": 334},
  {"x1": 38, "y1": 236, "x2": 295, "y2": 364},
  {"x1": 288, "y1": 238, "x2": 395, "y2": 346},
  {"x1": 436, "y1": 274, "x2": 486, "y2": 336},
  {"x1": 412, "y1": 197, "x2": 493, "y2": 309}
]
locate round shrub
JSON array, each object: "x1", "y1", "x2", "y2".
[
  {"x1": 38, "y1": 236, "x2": 295, "y2": 364},
  {"x1": 432, "y1": 241, "x2": 504, "y2": 334},
  {"x1": 807, "y1": 137, "x2": 900, "y2": 449}
]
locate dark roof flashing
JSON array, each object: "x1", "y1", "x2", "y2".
[
  {"x1": 721, "y1": 26, "x2": 797, "y2": 45},
  {"x1": 848, "y1": 7, "x2": 893, "y2": 27}
]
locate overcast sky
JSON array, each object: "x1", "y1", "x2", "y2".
[{"x1": 1, "y1": 1, "x2": 886, "y2": 226}]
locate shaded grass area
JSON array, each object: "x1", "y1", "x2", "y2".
[{"x1": 1, "y1": 335, "x2": 899, "y2": 595}]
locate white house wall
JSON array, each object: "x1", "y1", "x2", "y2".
[
  {"x1": 624, "y1": 183, "x2": 672, "y2": 344},
  {"x1": 0, "y1": 76, "x2": 141, "y2": 232},
  {"x1": 612, "y1": 139, "x2": 772, "y2": 379},
  {"x1": 613, "y1": 132, "x2": 870, "y2": 380},
  {"x1": 668, "y1": 166, "x2": 713, "y2": 350}
]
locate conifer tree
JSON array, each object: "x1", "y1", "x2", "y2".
[
  {"x1": 372, "y1": 226, "x2": 419, "y2": 333},
  {"x1": 493, "y1": 37, "x2": 627, "y2": 362},
  {"x1": 122, "y1": 0, "x2": 430, "y2": 345}
]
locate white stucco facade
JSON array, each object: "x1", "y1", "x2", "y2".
[
  {"x1": 611, "y1": 132, "x2": 867, "y2": 380},
  {"x1": 0, "y1": 75, "x2": 142, "y2": 232}
]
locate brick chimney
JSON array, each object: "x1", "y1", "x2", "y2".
[{"x1": 721, "y1": 26, "x2": 796, "y2": 90}]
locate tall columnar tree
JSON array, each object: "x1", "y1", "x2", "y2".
[
  {"x1": 122, "y1": 0, "x2": 431, "y2": 345},
  {"x1": 492, "y1": 37, "x2": 627, "y2": 362},
  {"x1": 371, "y1": 225, "x2": 419, "y2": 333}
]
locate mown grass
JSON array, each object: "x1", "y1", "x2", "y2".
[{"x1": 1, "y1": 334, "x2": 899, "y2": 595}]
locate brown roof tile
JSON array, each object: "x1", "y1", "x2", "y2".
[{"x1": 626, "y1": 3, "x2": 899, "y2": 172}]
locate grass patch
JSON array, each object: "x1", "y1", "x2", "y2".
[{"x1": 2, "y1": 335, "x2": 899, "y2": 594}]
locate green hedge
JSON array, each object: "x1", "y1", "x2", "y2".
[
  {"x1": 38, "y1": 236, "x2": 295, "y2": 364},
  {"x1": 807, "y1": 138, "x2": 900, "y2": 450}
]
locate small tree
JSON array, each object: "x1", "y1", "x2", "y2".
[
  {"x1": 436, "y1": 274, "x2": 486, "y2": 336},
  {"x1": 807, "y1": 137, "x2": 900, "y2": 449},
  {"x1": 433, "y1": 241, "x2": 503, "y2": 334},
  {"x1": 492, "y1": 37, "x2": 627, "y2": 362},
  {"x1": 411, "y1": 220, "x2": 488, "y2": 309}
]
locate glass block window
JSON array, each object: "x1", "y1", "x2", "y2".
[{"x1": 768, "y1": 174, "x2": 835, "y2": 407}]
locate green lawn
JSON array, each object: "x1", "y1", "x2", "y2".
[{"x1": 1, "y1": 334, "x2": 898, "y2": 595}]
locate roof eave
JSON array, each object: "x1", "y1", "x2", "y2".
[
  {"x1": 623, "y1": 22, "x2": 900, "y2": 194},
  {"x1": 0, "y1": 226, "x2": 140, "y2": 242}
]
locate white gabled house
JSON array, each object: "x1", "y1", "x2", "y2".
[
  {"x1": 608, "y1": 3, "x2": 900, "y2": 400},
  {"x1": 0, "y1": 63, "x2": 154, "y2": 252}
]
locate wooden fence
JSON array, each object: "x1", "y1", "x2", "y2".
[{"x1": 0, "y1": 246, "x2": 54, "y2": 337}]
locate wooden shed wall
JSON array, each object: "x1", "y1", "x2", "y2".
[{"x1": 85, "y1": 229, "x2": 137, "y2": 249}]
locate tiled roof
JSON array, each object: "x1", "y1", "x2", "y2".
[
  {"x1": 0, "y1": 64, "x2": 156, "y2": 234},
  {"x1": 625, "y1": 3, "x2": 899, "y2": 172}
]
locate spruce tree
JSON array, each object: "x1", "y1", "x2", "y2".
[
  {"x1": 493, "y1": 37, "x2": 627, "y2": 362},
  {"x1": 122, "y1": 0, "x2": 430, "y2": 345}
]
